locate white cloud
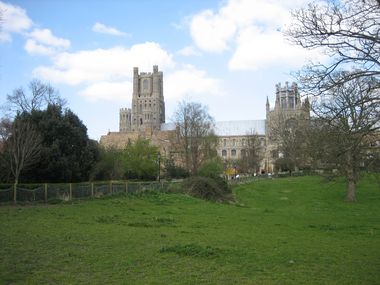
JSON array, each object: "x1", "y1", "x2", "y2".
[
  {"x1": 29, "y1": 28, "x2": 70, "y2": 48},
  {"x1": 33, "y1": 42, "x2": 175, "y2": 86},
  {"x1": 92, "y1": 22, "x2": 129, "y2": 37},
  {"x1": 188, "y1": 0, "x2": 317, "y2": 70},
  {"x1": 165, "y1": 65, "x2": 224, "y2": 100},
  {"x1": 178, "y1": 46, "x2": 201, "y2": 57},
  {"x1": 80, "y1": 81, "x2": 132, "y2": 102},
  {"x1": 24, "y1": 28, "x2": 71, "y2": 56},
  {"x1": 0, "y1": 1, "x2": 33, "y2": 42},
  {"x1": 0, "y1": 2, "x2": 70, "y2": 56},
  {"x1": 33, "y1": 42, "x2": 223, "y2": 102},
  {"x1": 190, "y1": 0, "x2": 287, "y2": 53},
  {"x1": 229, "y1": 26, "x2": 323, "y2": 70},
  {"x1": 24, "y1": 39, "x2": 55, "y2": 56},
  {"x1": 190, "y1": 9, "x2": 236, "y2": 53}
]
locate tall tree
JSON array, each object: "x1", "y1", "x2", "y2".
[
  {"x1": 20, "y1": 104, "x2": 98, "y2": 183},
  {"x1": 173, "y1": 101, "x2": 217, "y2": 175},
  {"x1": 123, "y1": 139, "x2": 159, "y2": 180},
  {"x1": 4, "y1": 79, "x2": 66, "y2": 116},
  {"x1": 3, "y1": 118, "x2": 41, "y2": 185},
  {"x1": 238, "y1": 132, "x2": 263, "y2": 174},
  {"x1": 269, "y1": 112, "x2": 310, "y2": 172},
  {"x1": 287, "y1": 0, "x2": 380, "y2": 200},
  {"x1": 90, "y1": 147, "x2": 125, "y2": 181},
  {"x1": 311, "y1": 74, "x2": 380, "y2": 201},
  {"x1": 286, "y1": 0, "x2": 380, "y2": 96}
]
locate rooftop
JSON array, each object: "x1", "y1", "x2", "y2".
[
  {"x1": 161, "y1": 119, "x2": 266, "y2": 136},
  {"x1": 213, "y1": 120, "x2": 266, "y2": 136}
]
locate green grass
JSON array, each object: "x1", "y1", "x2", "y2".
[{"x1": 0, "y1": 175, "x2": 379, "y2": 284}]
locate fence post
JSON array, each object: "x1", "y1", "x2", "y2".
[
  {"x1": 110, "y1": 181, "x2": 113, "y2": 194},
  {"x1": 91, "y1": 182, "x2": 94, "y2": 197},
  {"x1": 125, "y1": 182, "x2": 128, "y2": 193},
  {"x1": 44, "y1": 183, "x2": 48, "y2": 203},
  {"x1": 69, "y1": 183, "x2": 72, "y2": 200},
  {"x1": 13, "y1": 183, "x2": 17, "y2": 204}
]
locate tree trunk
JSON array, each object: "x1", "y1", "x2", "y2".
[
  {"x1": 346, "y1": 178, "x2": 356, "y2": 202},
  {"x1": 345, "y1": 151, "x2": 357, "y2": 202}
]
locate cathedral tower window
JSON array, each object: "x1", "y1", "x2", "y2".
[
  {"x1": 281, "y1": 97, "x2": 286, "y2": 109},
  {"x1": 143, "y1": 79, "x2": 149, "y2": 90}
]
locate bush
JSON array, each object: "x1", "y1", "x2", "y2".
[
  {"x1": 164, "y1": 156, "x2": 189, "y2": 179},
  {"x1": 182, "y1": 176, "x2": 232, "y2": 202},
  {"x1": 274, "y1": 157, "x2": 295, "y2": 173},
  {"x1": 197, "y1": 158, "x2": 224, "y2": 179}
]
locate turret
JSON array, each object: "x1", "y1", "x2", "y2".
[{"x1": 133, "y1": 67, "x2": 139, "y2": 98}]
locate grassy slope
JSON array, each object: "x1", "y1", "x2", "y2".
[{"x1": 0, "y1": 175, "x2": 379, "y2": 284}]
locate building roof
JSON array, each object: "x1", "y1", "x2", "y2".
[
  {"x1": 161, "y1": 120, "x2": 266, "y2": 136},
  {"x1": 213, "y1": 120, "x2": 266, "y2": 136},
  {"x1": 160, "y1": 123, "x2": 176, "y2": 131}
]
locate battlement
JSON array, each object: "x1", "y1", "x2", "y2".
[
  {"x1": 276, "y1": 81, "x2": 297, "y2": 93},
  {"x1": 134, "y1": 65, "x2": 160, "y2": 77},
  {"x1": 129, "y1": 66, "x2": 165, "y2": 132}
]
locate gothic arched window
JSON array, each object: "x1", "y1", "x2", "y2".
[{"x1": 143, "y1": 79, "x2": 149, "y2": 90}]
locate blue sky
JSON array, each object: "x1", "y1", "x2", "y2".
[{"x1": 0, "y1": 0, "x2": 323, "y2": 140}]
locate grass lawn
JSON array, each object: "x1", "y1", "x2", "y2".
[{"x1": 0, "y1": 175, "x2": 379, "y2": 284}]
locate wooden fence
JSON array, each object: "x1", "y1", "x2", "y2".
[{"x1": 0, "y1": 181, "x2": 168, "y2": 203}]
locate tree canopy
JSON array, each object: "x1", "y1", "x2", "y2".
[
  {"x1": 173, "y1": 100, "x2": 217, "y2": 175},
  {"x1": 18, "y1": 104, "x2": 99, "y2": 183},
  {"x1": 287, "y1": 0, "x2": 380, "y2": 95},
  {"x1": 287, "y1": 0, "x2": 380, "y2": 201}
]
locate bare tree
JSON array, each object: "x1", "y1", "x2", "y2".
[
  {"x1": 4, "y1": 79, "x2": 67, "y2": 116},
  {"x1": 311, "y1": 74, "x2": 380, "y2": 201},
  {"x1": 4, "y1": 119, "x2": 42, "y2": 185},
  {"x1": 173, "y1": 101, "x2": 216, "y2": 175},
  {"x1": 286, "y1": 0, "x2": 380, "y2": 96},
  {"x1": 287, "y1": 1, "x2": 380, "y2": 200},
  {"x1": 239, "y1": 132, "x2": 263, "y2": 174},
  {"x1": 0, "y1": 117, "x2": 12, "y2": 143},
  {"x1": 269, "y1": 112, "x2": 310, "y2": 172}
]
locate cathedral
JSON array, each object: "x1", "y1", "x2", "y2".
[
  {"x1": 119, "y1": 66, "x2": 165, "y2": 132},
  {"x1": 100, "y1": 66, "x2": 310, "y2": 173}
]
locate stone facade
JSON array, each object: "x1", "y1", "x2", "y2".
[
  {"x1": 264, "y1": 82, "x2": 310, "y2": 172},
  {"x1": 100, "y1": 66, "x2": 310, "y2": 174},
  {"x1": 213, "y1": 120, "x2": 266, "y2": 168},
  {"x1": 100, "y1": 128, "x2": 175, "y2": 159},
  {"x1": 119, "y1": 65, "x2": 165, "y2": 132}
]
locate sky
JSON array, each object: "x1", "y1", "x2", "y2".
[{"x1": 0, "y1": 0, "x2": 324, "y2": 140}]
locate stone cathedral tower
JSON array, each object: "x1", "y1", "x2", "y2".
[
  {"x1": 119, "y1": 65, "x2": 165, "y2": 132},
  {"x1": 264, "y1": 82, "x2": 310, "y2": 172}
]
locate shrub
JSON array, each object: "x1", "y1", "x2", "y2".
[
  {"x1": 164, "y1": 156, "x2": 189, "y2": 179},
  {"x1": 182, "y1": 176, "x2": 232, "y2": 202},
  {"x1": 197, "y1": 158, "x2": 224, "y2": 179},
  {"x1": 274, "y1": 157, "x2": 295, "y2": 173}
]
